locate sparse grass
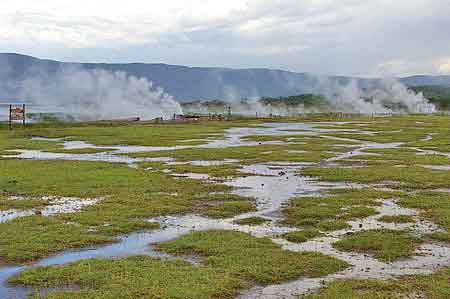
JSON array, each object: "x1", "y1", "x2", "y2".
[
  {"x1": 302, "y1": 165, "x2": 450, "y2": 189},
  {"x1": 200, "y1": 201, "x2": 256, "y2": 219},
  {"x1": 348, "y1": 148, "x2": 450, "y2": 166},
  {"x1": 282, "y1": 229, "x2": 323, "y2": 243},
  {"x1": 157, "y1": 230, "x2": 349, "y2": 284},
  {"x1": 44, "y1": 147, "x2": 117, "y2": 154},
  {"x1": 281, "y1": 189, "x2": 394, "y2": 231},
  {"x1": 234, "y1": 217, "x2": 270, "y2": 226},
  {"x1": 0, "y1": 196, "x2": 49, "y2": 210},
  {"x1": 378, "y1": 215, "x2": 415, "y2": 223},
  {"x1": 164, "y1": 163, "x2": 250, "y2": 178},
  {"x1": 333, "y1": 229, "x2": 422, "y2": 262},
  {"x1": 6, "y1": 121, "x2": 255, "y2": 147},
  {"x1": 305, "y1": 267, "x2": 450, "y2": 299},
  {"x1": 0, "y1": 159, "x2": 234, "y2": 263},
  {"x1": 429, "y1": 232, "x2": 450, "y2": 242},
  {"x1": 0, "y1": 216, "x2": 113, "y2": 263},
  {"x1": 10, "y1": 255, "x2": 244, "y2": 299},
  {"x1": 129, "y1": 143, "x2": 337, "y2": 164},
  {"x1": 317, "y1": 220, "x2": 351, "y2": 231},
  {"x1": 398, "y1": 192, "x2": 450, "y2": 232}
]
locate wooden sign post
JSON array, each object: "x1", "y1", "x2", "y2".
[{"x1": 9, "y1": 104, "x2": 26, "y2": 130}]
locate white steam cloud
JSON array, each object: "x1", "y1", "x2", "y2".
[
  {"x1": 193, "y1": 77, "x2": 436, "y2": 116},
  {"x1": 315, "y1": 77, "x2": 436, "y2": 114},
  {"x1": 19, "y1": 68, "x2": 182, "y2": 120}
]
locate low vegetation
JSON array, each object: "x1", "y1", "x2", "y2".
[
  {"x1": 282, "y1": 229, "x2": 323, "y2": 243},
  {"x1": 305, "y1": 267, "x2": 450, "y2": 299},
  {"x1": 234, "y1": 217, "x2": 270, "y2": 226},
  {"x1": 378, "y1": 215, "x2": 415, "y2": 223},
  {"x1": 10, "y1": 255, "x2": 244, "y2": 299},
  {"x1": 333, "y1": 229, "x2": 422, "y2": 262},
  {"x1": 157, "y1": 230, "x2": 349, "y2": 284},
  {"x1": 281, "y1": 189, "x2": 393, "y2": 231}
]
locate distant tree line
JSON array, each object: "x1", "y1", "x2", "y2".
[{"x1": 410, "y1": 85, "x2": 450, "y2": 110}]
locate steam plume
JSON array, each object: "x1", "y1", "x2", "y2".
[{"x1": 18, "y1": 67, "x2": 182, "y2": 120}]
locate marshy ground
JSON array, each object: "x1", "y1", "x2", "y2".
[{"x1": 1, "y1": 114, "x2": 450, "y2": 298}]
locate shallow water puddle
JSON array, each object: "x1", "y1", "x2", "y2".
[{"x1": 0, "y1": 196, "x2": 101, "y2": 223}]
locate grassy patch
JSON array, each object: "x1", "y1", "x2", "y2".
[
  {"x1": 398, "y1": 192, "x2": 450, "y2": 232},
  {"x1": 333, "y1": 229, "x2": 422, "y2": 262},
  {"x1": 200, "y1": 201, "x2": 256, "y2": 219},
  {"x1": 157, "y1": 230, "x2": 349, "y2": 284},
  {"x1": 429, "y1": 232, "x2": 450, "y2": 243},
  {"x1": 0, "y1": 216, "x2": 112, "y2": 263},
  {"x1": 317, "y1": 220, "x2": 351, "y2": 231},
  {"x1": 6, "y1": 121, "x2": 252, "y2": 147},
  {"x1": 234, "y1": 217, "x2": 270, "y2": 226},
  {"x1": 281, "y1": 189, "x2": 394, "y2": 231},
  {"x1": 0, "y1": 159, "x2": 234, "y2": 263},
  {"x1": 378, "y1": 215, "x2": 415, "y2": 223},
  {"x1": 302, "y1": 165, "x2": 450, "y2": 189},
  {"x1": 155, "y1": 162, "x2": 250, "y2": 178},
  {"x1": 0, "y1": 197, "x2": 49, "y2": 210},
  {"x1": 305, "y1": 267, "x2": 450, "y2": 299},
  {"x1": 10, "y1": 255, "x2": 244, "y2": 299},
  {"x1": 44, "y1": 147, "x2": 117, "y2": 154},
  {"x1": 128, "y1": 142, "x2": 339, "y2": 164},
  {"x1": 282, "y1": 229, "x2": 323, "y2": 243},
  {"x1": 348, "y1": 148, "x2": 450, "y2": 166}
]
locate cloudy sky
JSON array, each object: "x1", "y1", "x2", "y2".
[{"x1": 1, "y1": 0, "x2": 449, "y2": 77}]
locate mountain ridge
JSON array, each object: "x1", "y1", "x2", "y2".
[{"x1": 1, "y1": 53, "x2": 449, "y2": 102}]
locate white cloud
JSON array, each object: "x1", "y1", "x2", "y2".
[
  {"x1": 438, "y1": 58, "x2": 450, "y2": 74},
  {"x1": 0, "y1": 0, "x2": 449, "y2": 76}
]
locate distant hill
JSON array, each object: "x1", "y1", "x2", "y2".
[{"x1": 1, "y1": 53, "x2": 450, "y2": 102}]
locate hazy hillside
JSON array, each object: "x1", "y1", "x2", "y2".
[{"x1": 1, "y1": 53, "x2": 450, "y2": 102}]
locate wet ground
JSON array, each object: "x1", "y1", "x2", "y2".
[{"x1": 1, "y1": 122, "x2": 450, "y2": 298}]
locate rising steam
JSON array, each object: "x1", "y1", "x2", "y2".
[
  {"x1": 186, "y1": 77, "x2": 436, "y2": 116},
  {"x1": 315, "y1": 77, "x2": 436, "y2": 114},
  {"x1": 18, "y1": 67, "x2": 182, "y2": 120}
]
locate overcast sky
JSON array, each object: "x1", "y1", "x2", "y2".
[{"x1": 1, "y1": 0, "x2": 449, "y2": 77}]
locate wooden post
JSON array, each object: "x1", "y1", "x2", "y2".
[
  {"x1": 9, "y1": 104, "x2": 12, "y2": 130},
  {"x1": 22, "y1": 104, "x2": 26, "y2": 127}
]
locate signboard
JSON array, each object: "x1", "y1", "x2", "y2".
[
  {"x1": 8, "y1": 104, "x2": 26, "y2": 129},
  {"x1": 11, "y1": 107, "x2": 25, "y2": 120}
]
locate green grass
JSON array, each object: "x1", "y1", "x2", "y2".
[
  {"x1": 398, "y1": 192, "x2": 450, "y2": 234},
  {"x1": 0, "y1": 196, "x2": 49, "y2": 210},
  {"x1": 345, "y1": 148, "x2": 450, "y2": 166},
  {"x1": 282, "y1": 229, "x2": 323, "y2": 243},
  {"x1": 0, "y1": 159, "x2": 235, "y2": 263},
  {"x1": 44, "y1": 147, "x2": 117, "y2": 154},
  {"x1": 139, "y1": 161, "x2": 250, "y2": 178},
  {"x1": 333, "y1": 229, "x2": 422, "y2": 262},
  {"x1": 200, "y1": 201, "x2": 256, "y2": 219},
  {"x1": 129, "y1": 143, "x2": 338, "y2": 164},
  {"x1": 0, "y1": 216, "x2": 113, "y2": 263},
  {"x1": 10, "y1": 255, "x2": 244, "y2": 299},
  {"x1": 429, "y1": 232, "x2": 450, "y2": 243},
  {"x1": 378, "y1": 215, "x2": 415, "y2": 223},
  {"x1": 234, "y1": 217, "x2": 270, "y2": 226},
  {"x1": 5, "y1": 121, "x2": 254, "y2": 147},
  {"x1": 316, "y1": 220, "x2": 351, "y2": 231},
  {"x1": 281, "y1": 189, "x2": 394, "y2": 230},
  {"x1": 302, "y1": 165, "x2": 450, "y2": 189},
  {"x1": 157, "y1": 230, "x2": 349, "y2": 284},
  {"x1": 305, "y1": 267, "x2": 450, "y2": 299}
]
